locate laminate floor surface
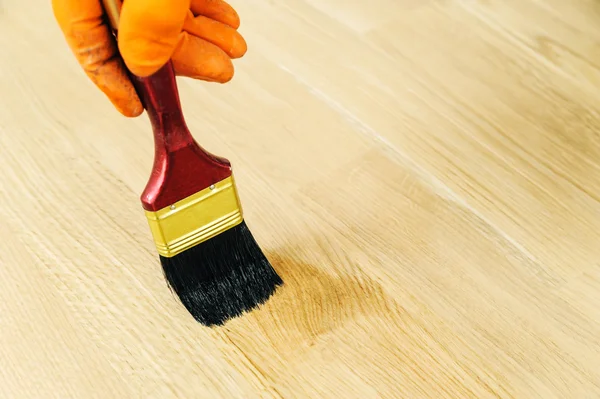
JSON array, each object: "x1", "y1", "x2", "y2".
[{"x1": 1, "y1": 0, "x2": 600, "y2": 397}]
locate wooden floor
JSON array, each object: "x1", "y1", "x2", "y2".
[{"x1": 1, "y1": 0, "x2": 600, "y2": 397}]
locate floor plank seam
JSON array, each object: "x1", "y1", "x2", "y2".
[{"x1": 277, "y1": 63, "x2": 538, "y2": 266}]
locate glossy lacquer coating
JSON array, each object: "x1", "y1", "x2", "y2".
[{"x1": 131, "y1": 61, "x2": 232, "y2": 212}]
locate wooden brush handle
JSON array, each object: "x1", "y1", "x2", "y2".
[
  {"x1": 132, "y1": 60, "x2": 193, "y2": 152},
  {"x1": 101, "y1": 0, "x2": 232, "y2": 212}
]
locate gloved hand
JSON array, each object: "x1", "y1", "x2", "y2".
[{"x1": 52, "y1": 0, "x2": 247, "y2": 117}]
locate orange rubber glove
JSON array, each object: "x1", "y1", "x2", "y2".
[{"x1": 52, "y1": 0, "x2": 247, "y2": 117}]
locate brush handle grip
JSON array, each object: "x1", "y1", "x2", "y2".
[
  {"x1": 132, "y1": 61, "x2": 193, "y2": 152},
  {"x1": 100, "y1": 0, "x2": 232, "y2": 211},
  {"x1": 133, "y1": 63, "x2": 232, "y2": 212}
]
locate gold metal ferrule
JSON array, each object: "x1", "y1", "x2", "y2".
[{"x1": 144, "y1": 175, "x2": 244, "y2": 258}]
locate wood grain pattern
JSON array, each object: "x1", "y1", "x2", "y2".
[{"x1": 1, "y1": 0, "x2": 599, "y2": 397}]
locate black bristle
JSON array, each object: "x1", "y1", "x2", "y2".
[{"x1": 159, "y1": 221, "x2": 283, "y2": 326}]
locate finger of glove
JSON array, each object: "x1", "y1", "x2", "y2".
[
  {"x1": 182, "y1": 12, "x2": 246, "y2": 59},
  {"x1": 86, "y1": 45, "x2": 145, "y2": 117},
  {"x1": 190, "y1": 0, "x2": 240, "y2": 29},
  {"x1": 51, "y1": 0, "x2": 143, "y2": 117},
  {"x1": 172, "y1": 32, "x2": 234, "y2": 83},
  {"x1": 118, "y1": 0, "x2": 190, "y2": 77}
]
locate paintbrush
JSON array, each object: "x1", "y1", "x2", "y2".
[{"x1": 101, "y1": 0, "x2": 283, "y2": 326}]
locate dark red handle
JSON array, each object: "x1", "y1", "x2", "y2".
[
  {"x1": 132, "y1": 61, "x2": 232, "y2": 212},
  {"x1": 100, "y1": 0, "x2": 232, "y2": 211},
  {"x1": 131, "y1": 61, "x2": 194, "y2": 152}
]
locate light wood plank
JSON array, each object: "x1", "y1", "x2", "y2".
[{"x1": 1, "y1": 0, "x2": 599, "y2": 398}]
